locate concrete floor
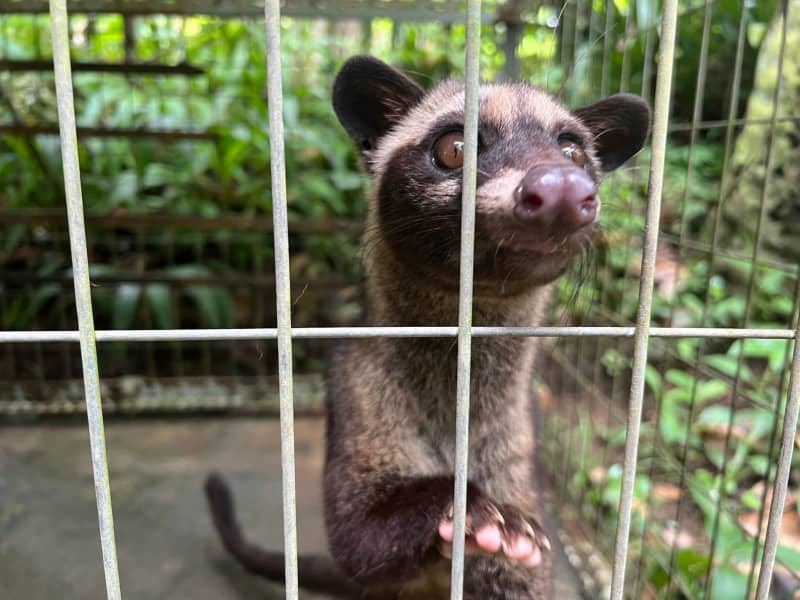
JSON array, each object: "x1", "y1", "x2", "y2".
[{"x1": 0, "y1": 417, "x2": 583, "y2": 599}]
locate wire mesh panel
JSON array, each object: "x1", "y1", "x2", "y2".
[
  {"x1": 540, "y1": 0, "x2": 800, "y2": 598},
  {"x1": 0, "y1": 8, "x2": 367, "y2": 414}
]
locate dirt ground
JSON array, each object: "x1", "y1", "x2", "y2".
[{"x1": 0, "y1": 416, "x2": 584, "y2": 599}]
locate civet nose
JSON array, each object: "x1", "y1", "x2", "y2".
[{"x1": 513, "y1": 166, "x2": 598, "y2": 231}]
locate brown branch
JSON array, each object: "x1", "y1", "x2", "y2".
[
  {"x1": 0, "y1": 59, "x2": 204, "y2": 76},
  {"x1": 0, "y1": 208, "x2": 363, "y2": 235},
  {"x1": 0, "y1": 124, "x2": 216, "y2": 141},
  {"x1": 0, "y1": 271, "x2": 356, "y2": 289}
]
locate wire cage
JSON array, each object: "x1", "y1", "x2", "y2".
[{"x1": 1, "y1": 0, "x2": 799, "y2": 599}]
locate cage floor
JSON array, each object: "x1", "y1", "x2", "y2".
[{"x1": 0, "y1": 416, "x2": 584, "y2": 599}]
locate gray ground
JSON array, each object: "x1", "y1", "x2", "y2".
[{"x1": 0, "y1": 417, "x2": 583, "y2": 599}]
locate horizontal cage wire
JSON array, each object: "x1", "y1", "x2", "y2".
[{"x1": 1, "y1": 1, "x2": 799, "y2": 599}]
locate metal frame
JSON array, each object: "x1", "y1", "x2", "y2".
[
  {"x1": 48, "y1": 1, "x2": 121, "y2": 598},
  {"x1": 609, "y1": 1, "x2": 678, "y2": 596},
  {"x1": 2, "y1": 0, "x2": 798, "y2": 598},
  {"x1": 6, "y1": 0, "x2": 492, "y2": 23}
]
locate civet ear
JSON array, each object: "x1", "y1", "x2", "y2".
[
  {"x1": 333, "y1": 55, "x2": 425, "y2": 155},
  {"x1": 573, "y1": 93, "x2": 651, "y2": 172}
]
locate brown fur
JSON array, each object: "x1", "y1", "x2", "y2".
[
  {"x1": 205, "y1": 55, "x2": 650, "y2": 600},
  {"x1": 324, "y1": 280, "x2": 554, "y2": 598}
]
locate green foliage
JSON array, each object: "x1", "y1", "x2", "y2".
[{"x1": 557, "y1": 47, "x2": 796, "y2": 594}]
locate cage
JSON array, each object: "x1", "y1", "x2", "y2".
[{"x1": 1, "y1": 0, "x2": 799, "y2": 599}]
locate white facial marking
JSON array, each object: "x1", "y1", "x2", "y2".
[{"x1": 476, "y1": 168, "x2": 527, "y2": 214}]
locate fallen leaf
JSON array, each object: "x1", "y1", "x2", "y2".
[
  {"x1": 697, "y1": 421, "x2": 749, "y2": 441},
  {"x1": 652, "y1": 483, "x2": 682, "y2": 502},
  {"x1": 661, "y1": 526, "x2": 695, "y2": 549},
  {"x1": 589, "y1": 466, "x2": 606, "y2": 485},
  {"x1": 738, "y1": 487, "x2": 800, "y2": 552},
  {"x1": 535, "y1": 382, "x2": 555, "y2": 411},
  {"x1": 628, "y1": 243, "x2": 689, "y2": 300}
]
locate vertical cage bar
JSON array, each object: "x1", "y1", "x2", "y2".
[
  {"x1": 640, "y1": 6, "x2": 656, "y2": 103},
  {"x1": 561, "y1": 0, "x2": 575, "y2": 71},
  {"x1": 649, "y1": 2, "x2": 712, "y2": 593},
  {"x1": 748, "y1": 290, "x2": 800, "y2": 596},
  {"x1": 600, "y1": 0, "x2": 614, "y2": 98},
  {"x1": 756, "y1": 329, "x2": 800, "y2": 598},
  {"x1": 618, "y1": 0, "x2": 635, "y2": 93},
  {"x1": 263, "y1": 1, "x2": 299, "y2": 597},
  {"x1": 608, "y1": 0, "x2": 679, "y2": 597},
  {"x1": 449, "y1": 0, "x2": 481, "y2": 597},
  {"x1": 48, "y1": 1, "x2": 122, "y2": 598},
  {"x1": 748, "y1": 275, "x2": 800, "y2": 596},
  {"x1": 568, "y1": 0, "x2": 584, "y2": 104}
]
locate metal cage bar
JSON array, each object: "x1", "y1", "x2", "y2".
[
  {"x1": 756, "y1": 325, "x2": 800, "y2": 597},
  {"x1": 263, "y1": 0, "x2": 300, "y2": 596},
  {"x1": 1, "y1": 326, "x2": 797, "y2": 344},
  {"x1": 47, "y1": 0, "x2": 122, "y2": 598},
  {"x1": 608, "y1": 0, "x2": 679, "y2": 597},
  {"x1": 634, "y1": 0, "x2": 714, "y2": 592},
  {"x1": 744, "y1": 275, "x2": 800, "y2": 596},
  {"x1": 449, "y1": 0, "x2": 481, "y2": 596},
  {"x1": 1, "y1": 1, "x2": 798, "y2": 598}
]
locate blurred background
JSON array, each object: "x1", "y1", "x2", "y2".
[{"x1": 0, "y1": 0, "x2": 799, "y2": 598}]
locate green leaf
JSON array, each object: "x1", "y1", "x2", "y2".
[
  {"x1": 709, "y1": 297, "x2": 746, "y2": 325},
  {"x1": 736, "y1": 409, "x2": 774, "y2": 443},
  {"x1": 330, "y1": 170, "x2": 366, "y2": 191},
  {"x1": 186, "y1": 285, "x2": 222, "y2": 328},
  {"x1": 660, "y1": 400, "x2": 685, "y2": 444},
  {"x1": 602, "y1": 348, "x2": 627, "y2": 377},
  {"x1": 729, "y1": 338, "x2": 780, "y2": 361},
  {"x1": 144, "y1": 284, "x2": 176, "y2": 329},
  {"x1": 1, "y1": 224, "x2": 25, "y2": 258},
  {"x1": 768, "y1": 295, "x2": 794, "y2": 318},
  {"x1": 704, "y1": 353, "x2": 754, "y2": 382},
  {"x1": 664, "y1": 386, "x2": 691, "y2": 406},
  {"x1": 3, "y1": 283, "x2": 60, "y2": 329},
  {"x1": 112, "y1": 283, "x2": 141, "y2": 331},
  {"x1": 748, "y1": 22, "x2": 770, "y2": 47},
  {"x1": 766, "y1": 340, "x2": 791, "y2": 373},
  {"x1": 696, "y1": 379, "x2": 729, "y2": 403},
  {"x1": 696, "y1": 405, "x2": 731, "y2": 429},
  {"x1": 708, "y1": 566, "x2": 748, "y2": 600},
  {"x1": 677, "y1": 337, "x2": 699, "y2": 361},
  {"x1": 776, "y1": 544, "x2": 800, "y2": 573},
  {"x1": 142, "y1": 163, "x2": 173, "y2": 189},
  {"x1": 740, "y1": 487, "x2": 763, "y2": 510},
  {"x1": 666, "y1": 368, "x2": 694, "y2": 389},
  {"x1": 674, "y1": 548, "x2": 710, "y2": 583},
  {"x1": 644, "y1": 364, "x2": 662, "y2": 397}
]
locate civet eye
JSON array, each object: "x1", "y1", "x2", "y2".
[
  {"x1": 433, "y1": 132, "x2": 465, "y2": 169},
  {"x1": 559, "y1": 139, "x2": 586, "y2": 168}
]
